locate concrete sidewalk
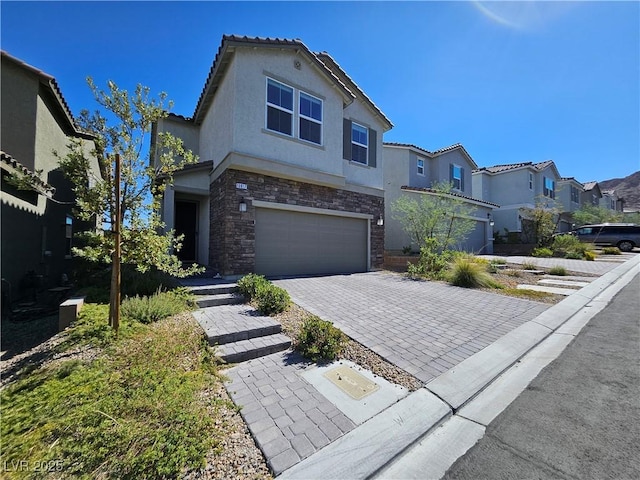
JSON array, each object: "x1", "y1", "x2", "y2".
[{"x1": 279, "y1": 255, "x2": 639, "y2": 479}]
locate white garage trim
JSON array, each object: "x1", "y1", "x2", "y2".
[{"x1": 252, "y1": 200, "x2": 374, "y2": 220}]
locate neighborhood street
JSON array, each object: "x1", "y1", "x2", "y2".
[{"x1": 443, "y1": 273, "x2": 640, "y2": 480}]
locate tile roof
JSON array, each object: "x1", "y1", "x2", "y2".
[
  {"x1": 582, "y1": 181, "x2": 598, "y2": 190},
  {"x1": 314, "y1": 52, "x2": 392, "y2": 130},
  {"x1": 1, "y1": 151, "x2": 55, "y2": 196},
  {"x1": 192, "y1": 35, "x2": 355, "y2": 124},
  {"x1": 1, "y1": 51, "x2": 94, "y2": 140},
  {"x1": 474, "y1": 160, "x2": 558, "y2": 175},
  {"x1": 383, "y1": 142, "x2": 478, "y2": 168},
  {"x1": 400, "y1": 186, "x2": 500, "y2": 208}
]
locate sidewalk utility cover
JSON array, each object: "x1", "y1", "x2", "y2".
[{"x1": 324, "y1": 365, "x2": 380, "y2": 400}]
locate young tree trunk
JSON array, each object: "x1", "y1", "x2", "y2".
[{"x1": 108, "y1": 154, "x2": 121, "y2": 335}]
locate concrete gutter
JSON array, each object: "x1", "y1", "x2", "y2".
[{"x1": 278, "y1": 255, "x2": 639, "y2": 479}]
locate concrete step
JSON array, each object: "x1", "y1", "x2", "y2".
[
  {"x1": 196, "y1": 293, "x2": 244, "y2": 308},
  {"x1": 191, "y1": 306, "x2": 283, "y2": 345},
  {"x1": 189, "y1": 284, "x2": 239, "y2": 296},
  {"x1": 516, "y1": 284, "x2": 576, "y2": 296},
  {"x1": 217, "y1": 334, "x2": 292, "y2": 364},
  {"x1": 537, "y1": 279, "x2": 589, "y2": 288}
]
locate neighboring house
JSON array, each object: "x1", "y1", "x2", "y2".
[
  {"x1": 1, "y1": 51, "x2": 100, "y2": 303},
  {"x1": 383, "y1": 142, "x2": 497, "y2": 254},
  {"x1": 581, "y1": 181, "x2": 602, "y2": 208},
  {"x1": 600, "y1": 189, "x2": 624, "y2": 212},
  {"x1": 152, "y1": 35, "x2": 392, "y2": 277},
  {"x1": 472, "y1": 160, "x2": 561, "y2": 240},
  {"x1": 556, "y1": 177, "x2": 584, "y2": 232}
]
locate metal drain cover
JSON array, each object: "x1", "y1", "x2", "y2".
[{"x1": 323, "y1": 365, "x2": 380, "y2": 400}]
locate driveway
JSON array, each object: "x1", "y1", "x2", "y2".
[{"x1": 275, "y1": 272, "x2": 550, "y2": 383}]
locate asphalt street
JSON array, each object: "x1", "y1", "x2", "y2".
[{"x1": 443, "y1": 273, "x2": 640, "y2": 480}]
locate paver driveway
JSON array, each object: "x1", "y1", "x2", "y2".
[{"x1": 275, "y1": 272, "x2": 550, "y2": 383}]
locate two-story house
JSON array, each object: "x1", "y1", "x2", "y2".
[
  {"x1": 556, "y1": 177, "x2": 584, "y2": 232},
  {"x1": 581, "y1": 181, "x2": 602, "y2": 208},
  {"x1": 600, "y1": 190, "x2": 624, "y2": 212},
  {"x1": 152, "y1": 35, "x2": 392, "y2": 277},
  {"x1": 1, "y1": 51, "x2": 100, "y2": 304},
  {"x1": 472, "y1": 160, "x2": 561, "y2": 240},
  {"x1": 383, "y1": 142, "x2": 497, "y2": 253}
]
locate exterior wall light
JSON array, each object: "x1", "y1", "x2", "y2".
[
  {"x1": 377, "y1": 214, "x2": 384, "y2": 226},
  {"x1": 239, "y1": 198, "x2": 247, "y2": 212},
  {"x1": 487, "y1": 213, "x2": 494, "y2": 227}
]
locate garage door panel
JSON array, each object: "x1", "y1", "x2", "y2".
[{"x1": 255, "y1": 208, "x2": 368, "y2": 277}]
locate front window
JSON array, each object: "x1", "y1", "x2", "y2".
[
  {"x1": 544, "y1": 177, "x2": 555, "y2": 199},
  {"x1": 417, "y1": 158, "x2": 425, "y2": 175},
  {"x1": 571, "y1": 186, "x2": 580, "y2": 204},
  {"x1": 266, "y1": 78, "x2": 293, "y2": 136},
  {"x1": 451, "y1": 164, "x2": 463, "y2": 190},
  {"x1": 610, "y1": 198, "x2": 616, "y2": 209},
  {"x1": 65, "y1": 215, "x2": 73, "y2": 258},
  {"x1": 299, "y1": 92, "x2": 322, "y2": 145},
  {"x1": 351, "y1": 123, "x2": 368, "y2": 164}
]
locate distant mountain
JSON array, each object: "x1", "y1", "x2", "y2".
[{"x1": 599, "y1": 171, "x2": 640, "y2": 210}]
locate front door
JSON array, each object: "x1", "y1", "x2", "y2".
[{"x1": 174, "y1": 201, "x2": 198, "y2": 262}]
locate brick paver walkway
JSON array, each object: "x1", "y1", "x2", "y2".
[
  {"x1": 275, "y1": 272, "x2": 550, "y2": 383},
  {"x1": 225, "y1": 352, "x2": 356, "y2": 474}
]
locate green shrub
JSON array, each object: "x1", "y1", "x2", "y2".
[
  {"x1": 255, "y1": 284, "x2": 290, "y2": 315},
  {"x1": 237, "y1": 274, "x2": 269, "y2": 300},
  {"x1": 492, "y1": 258, "x2": 507, "y2": 265},
  {"x1": 506, "y1": 269, "x2": 522, "y2": 277},
  {"x1": 532, "y1": 247, "x2": 553, "y2": 258},
  {"x1": 565, "y1": 251, "x2": 582, "y2": 260},
  {"x1": 584, "y1": 251, "x2": 597, "y2": 261},
  {"x1": 602, "y1": 247, "x2": 621, "y2": 255},
  {"x1": 522, "y1": 262, "x2": 538, "y2": 270},
  {"x1": 122, "y1": 289, "x2": 196, "y2": 324},
  {"x1": 549, "y1": 266, "x2": 567, "y2": 276},
  {"x1": 297, "y1": 315, "x2": 346, "y2": 361},
  {"x1": 407, "y1": 247, "x2": 461, "y2": 280},
  {"x1": 447, "y1": 257, "x2": 499, "y2": 288},
  {"x1": 402, "y1": 245, "x2": 412, "y2": 255}
]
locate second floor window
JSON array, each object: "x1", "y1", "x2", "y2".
[
  {"x1": 571, "y1": 186, "x2": 580, "y2": 204},
  {"x1": 529, "y1": 172, "x2": 533, "y2": 190},
  {"x1": 450, "y1": 164, "x2": 463, "y2": 190},
  {"x1": 299, "y1": 92, "x2": 322, "y2": 145},
  {"x1": 351, "y1": 122, "x2": 368, "y2": 164},
  {"x1": 417, "y1": 158, "x2": 425, "y2": 175},
  {"x1": 543, "y1": 177, "x2": 555, "y2": 199},
  {"x1": 266, "y1": 79, "x2": 293, "y2": 136}
]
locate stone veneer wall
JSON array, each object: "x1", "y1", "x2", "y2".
[{"x1": 209, "y1": 169, "x2": 384, "y2": 276}]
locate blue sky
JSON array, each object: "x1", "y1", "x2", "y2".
[{"x1": 2, "y1": 1, "x2": 638, "y2": 183}]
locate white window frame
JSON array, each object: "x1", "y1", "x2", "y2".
[
  {"x1": 298, "y1": 91, "x2": 323, "y2": 145},
  {"x1": 417, "y1": 157, "x2": 425, "y2": 176},
  {"x1": 452, "y1": 164, "x2": 463, "y2": 190},
  {"x1": 265, "y1": 77, "x2": 294, "y2": 137},
  {"x1": 351, "y1": 122, "x2": 368, "y2": 165}
]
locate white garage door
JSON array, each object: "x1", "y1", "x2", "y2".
[{"x1": 255, "y1": 208, "x2": 368, "y2": 277}]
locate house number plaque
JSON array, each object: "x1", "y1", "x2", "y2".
[{"x1": 235, "y1": 183, "x2": 248, "y2": 190}]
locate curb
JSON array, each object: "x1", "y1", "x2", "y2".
[
  {"x1": 278, "y1": 255, "x2": 639, "y2": 479},
  {"x1": 375, "y1": 254, "x2": 639, "y2": 479}
]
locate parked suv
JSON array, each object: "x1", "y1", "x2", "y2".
[{"x1": 569, "y1": 223, "x2": 640, "y2": 252}]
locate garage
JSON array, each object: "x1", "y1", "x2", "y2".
[
  {"x1": 458, "y1": 220, "x2": 487, "y2": 253},
  {"x1": 255, "y1": 207, "x2": 368, "y2": 277}
]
